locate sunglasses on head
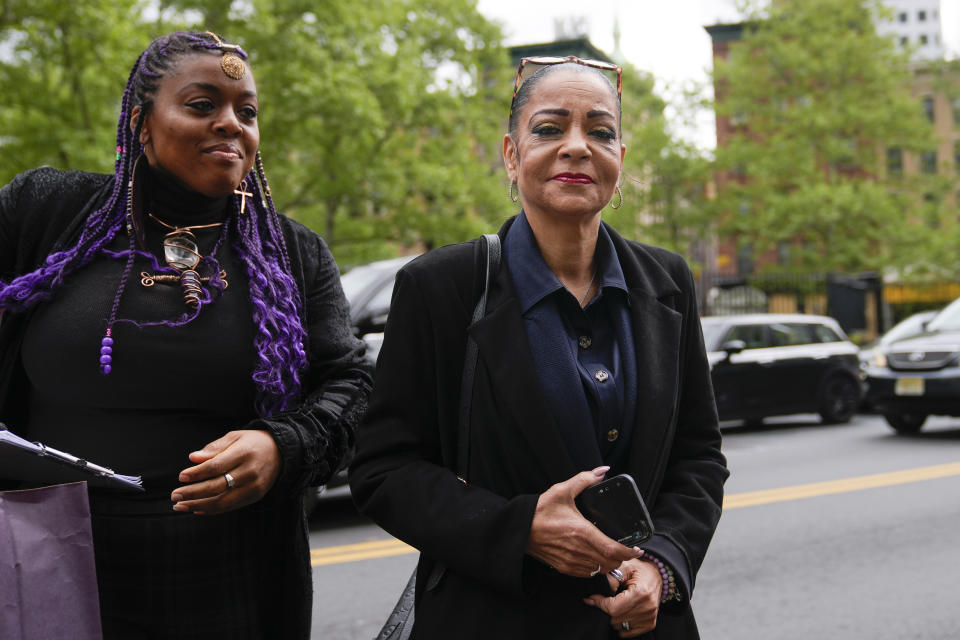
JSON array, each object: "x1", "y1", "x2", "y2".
[{"x1": 510, "y1": 56, "x2": 623, "y2": 119}]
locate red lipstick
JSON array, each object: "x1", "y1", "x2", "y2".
[{"x1": 552, "y1": 173, "x2": 593, "y2": 184}]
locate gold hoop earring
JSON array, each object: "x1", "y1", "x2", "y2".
[
  {"x1": 509, "y1": 181, "x2": 519, "y2": 203},
  {"x1": 611, "y1": 185, "x2": 623, "y2": 210}
]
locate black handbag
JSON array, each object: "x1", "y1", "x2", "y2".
[{"x1": 374, "y1": 233, "x2": 501, "y2": 640}]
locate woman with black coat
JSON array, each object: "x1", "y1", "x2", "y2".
[{"x1": 350, "y1": 58, "x2": 728, "y2": 639}]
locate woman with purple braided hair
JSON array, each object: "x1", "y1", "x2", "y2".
[{"x1": 0, "y1": 31, "x2": 371, "y2": 638}]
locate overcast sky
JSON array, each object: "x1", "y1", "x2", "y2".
[{"x1": 476, "y1": 0, "x2": 960, "y2": 149}]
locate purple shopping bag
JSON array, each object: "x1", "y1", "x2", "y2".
[{"x1": 0, "y1": 482, "x2": 102, "y2": 640}]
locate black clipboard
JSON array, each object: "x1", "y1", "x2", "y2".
[{"x1": 0, "y1": 424, "x2": 143, "y2": 492}]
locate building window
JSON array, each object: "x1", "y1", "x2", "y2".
[
  {"x1": 887, "y1": 148, "x2": 903, "y2": 175},
  {"x1": 921, "y1": 150, "x2": 937, "y2": 174},
  {"x1": 923, "y1": 96, "x2": 935, "y2": 122},
  {"x1": 777, "y1": 242, "x2": 791, "y2": 265},
  {"x1": 898, "y1": 11, "x2": 907, "y2": 22},
  {"x1": 924, "y1": 193, "x2": 939, "y2": 229},
  {"x1": 920, "y1": 34, "x2": 929, "y2": 45},
  {"x1": 737, "y1": 243, "x2": 754, "y2": 276},
  {"x1": 900, "y1": 36, "x2": 909, "y2": 46},
  {"x1": 918, "y1": 10, "x2": 927, "y2": 21}
]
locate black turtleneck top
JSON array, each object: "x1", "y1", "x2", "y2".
[{"x1": 21, "y1": 165, "x2": 257, "y2": 500}]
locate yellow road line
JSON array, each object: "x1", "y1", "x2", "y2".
[
  {"x1": 723, "y1": 460, "x2": 960, "y2": 509},
  {"x1": 311, "y1": 539, "x2": 415, "y2": 566},
  {"x1": 311, "y1": 461, "x2": 960, "y2": 567}
]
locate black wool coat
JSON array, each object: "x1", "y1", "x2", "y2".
[
  {"x1": 0, "y1": 167, "x2": 373, "y2": 639},
  {"x1": 350, "y1": 216, "x2": 729, "y2": 639}
]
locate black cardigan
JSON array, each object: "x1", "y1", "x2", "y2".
[{"x1": 0, "y1": 167, "x2": 373, "y2": 638}]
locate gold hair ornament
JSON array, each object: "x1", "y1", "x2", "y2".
[{"x1": 205, "y1": 31, "x2": 246, "y2": 80}]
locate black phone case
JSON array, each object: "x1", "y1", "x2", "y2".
[{"x1": 574, "y1": 474, "x2": 654, "y2": 547}]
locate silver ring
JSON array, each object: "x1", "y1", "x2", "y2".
[
  {"x1": 609, "y1": 568, "x2": 624, "y2": 584},
  {"x1": 224, "y1": 472, "x2": 235, "y2": 490},
  {"x1": 589, "y1": 564, "x2": 602, "y2": 577},
  {"x1": 621, "y1": 621, "x2": 631, "y2": 631}
]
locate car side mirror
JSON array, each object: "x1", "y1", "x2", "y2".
[{"x1": 720, "y1": 340, "x2": 746, "y2": 357}]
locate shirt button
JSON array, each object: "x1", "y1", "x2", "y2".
[
  {"x1": 607, "y1": 428, "x2": 619, "y2": 442},
  {"x1": 578, "y1": 335, "x2": 592, "y2": 349},
  {"x1": 594, "y1": 369, "x2": 609, "y2": 383}
]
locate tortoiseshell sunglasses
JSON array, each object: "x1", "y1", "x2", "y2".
[{"x1": 510, "y1": 56, "x2": 623, "y2": 119}]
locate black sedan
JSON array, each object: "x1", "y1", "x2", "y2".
[
  {"x1": 702, "y1": 314, "x2": 862, "y2": 426},
  {"x1": 865, "y1": 295, "x2": 960, "y2": 433}
]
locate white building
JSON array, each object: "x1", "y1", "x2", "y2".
[{"x1": 876, "y1": 0, "x2": 945, "y2": 59}]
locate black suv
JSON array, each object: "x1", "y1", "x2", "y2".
[
  {"x1": 702, "y1": 314, "x2": 862, "y2": 425},
  {"x1": 865, "y1": 296, "x2": 960, "y2": 434}
]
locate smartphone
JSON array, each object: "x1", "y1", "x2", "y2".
[{"x1": 574, "y1": 474, "x2": 654, "y2": 547}]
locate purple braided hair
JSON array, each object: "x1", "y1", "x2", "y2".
[{"x1": 0, "y1": 31, "x2": 306, "y2": 417}]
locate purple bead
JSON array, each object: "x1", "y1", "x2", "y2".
[
  {"x1": 99, "y1": 354, "x2": 112, "y2": 365},
  {"x1": 102, "y1": 364, "x2": 112, "y2": 375},
  {"x1": 102, "y1": 336, "x2": 114, "y2": 346},
  {"x1": 100, "y1": 346, "x2": 113, "y2": 355}
]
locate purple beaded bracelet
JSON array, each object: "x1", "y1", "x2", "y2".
[{"x1": 640, "y1": 551, "x2": 676, "y2": 603}]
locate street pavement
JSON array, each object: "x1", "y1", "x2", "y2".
[{"x1": 308, "y1": 413, "x2": 960, "y2": 639}]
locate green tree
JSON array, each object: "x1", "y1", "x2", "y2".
[
  {"x1": 0, "y1": 1, "x2": 150, "y2": 179},
  {"x1": 606, "y1": 65, "x2": 712, "y2": 266},
  {"x1": 711, "y1": 0, "x2": 935, "y2": 274},
  {"x1": 161, "y1": 0, "x2": 511, "y2": 265},
  {"x1": 1, "y1": 0, "x2": 511, "y2": 266}
]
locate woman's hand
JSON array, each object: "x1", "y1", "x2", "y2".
[
  {"x1": 525, "y1": 467, "x2": 640, "y2": 577},
  {"x1": 170, "y1": 430, "x2": 280, "y2": 515},
  {"x1": 584, "y1": 556, "x2": 662, "y2": 637}
]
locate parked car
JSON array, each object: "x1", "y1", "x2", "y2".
[
  {"x1": 341, "y1": 255, "x2": 417, "y2": 339},
  {"x1": 701, "y1": 314, "x2": 862, "y2": 426},
  {"x1": 858, "y1": 309, "x2": 939, "y2": 371},
  {"x1": 865, "y1": 296, "x2": 960, "y2": 434},
  {"x1": 305, "y1": 255, "x2": 416, "y2": 511}
]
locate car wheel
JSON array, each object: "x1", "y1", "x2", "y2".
[
  {"x1": 818, "y1": 375, "x2": 859, "y2": 424},
  {"x1": 883, "y1": 412, "x2": 927, "y2": 434}
]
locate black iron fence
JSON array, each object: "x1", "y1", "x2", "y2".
[{"x1": 697, "y1": 270, "x2": 960, "y2": 340}]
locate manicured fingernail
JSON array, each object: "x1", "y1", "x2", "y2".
[
  {"x1": 178, "y1": 473, "x2": 189, "y2": 482},
  {"x1": 633, "y1": 547, "x2": 643, "y2": 556},
  {"x1": 171, "y1": 493, "x2": 183, "y2": 502},
  {"x1": 593, "y1": 466, "x2": 611, "y2": 477},
  {"x1": 172, "y1": 503, "x2": 189, "y2": 512}
]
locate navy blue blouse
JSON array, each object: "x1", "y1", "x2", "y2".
[{"x1": 504, "y1": 212, "x2": 637, "y2": 471}]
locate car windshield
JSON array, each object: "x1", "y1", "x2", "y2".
[
  {"x1": 925, "y1": 297, "x2": 960, "y2": 333},
  {"x1": 340, "y1": 264, "x2": 386, "y2": 305},
  {"x1": 880, "y1": 311, "x2": 937, "y2": 345},
  {"x1": 700, "y1": 321, "x2": 727, "y2": 350}
]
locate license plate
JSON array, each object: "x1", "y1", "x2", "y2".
[{"x1": 895, "y1": 378, "x2": 925, "y2": 396}]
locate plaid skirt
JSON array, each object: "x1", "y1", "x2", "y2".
[{"x1": 91, "y1": 496, "x2": 306, "y2": 640}]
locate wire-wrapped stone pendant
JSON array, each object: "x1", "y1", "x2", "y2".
[
  {"x1": 160, "y1": 229, "x2": 207, "y2": 308},
  {"x1": 162, "y1": 230, "x2": 201, "y2": 271}
]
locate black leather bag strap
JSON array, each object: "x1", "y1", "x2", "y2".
[{"x1": 456, "y1": 233, "x2": 500, "y2": 479}]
